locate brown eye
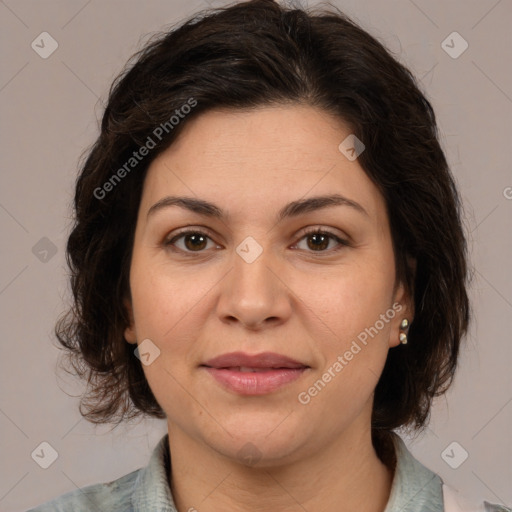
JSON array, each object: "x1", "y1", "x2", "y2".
[
  {"x1": 306, "y1": 232, "x2": 330, "y2": 251},
  {"x1": 294, "y1": 229, "x2": 349, "y2": 253},
  {"x1": 165, "y1": 230, "x2": 216, "y2": 253}
]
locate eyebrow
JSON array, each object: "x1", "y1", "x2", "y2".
[{"x1": 146, "y1": 193, "x2": 369, "y2": 222}]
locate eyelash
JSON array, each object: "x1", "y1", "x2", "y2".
[{"x1": 164, "y1": 227, "x2": 349, "y2": 256}]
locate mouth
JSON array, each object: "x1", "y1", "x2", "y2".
[
  {"x1": 200, "y1": 351, "x2": 310, "y2": 395},
  {"x1": 212, "y1": 366, "x2": 299, "y2": 372},
  {"x1": 201, "y1": 351, "x2": 309, "y2": 370}
]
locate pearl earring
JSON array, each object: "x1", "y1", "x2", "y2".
[{"x1": 399, "y1": 318, "x2": 409, "y2": 344}]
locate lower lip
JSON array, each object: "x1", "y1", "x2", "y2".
[{"x1": 202, "y1": 367, "x2": 308, "y2": 395}]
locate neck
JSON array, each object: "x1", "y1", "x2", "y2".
[{"x1": 167, "y1": 422, "x2": 395, "y2": 512}]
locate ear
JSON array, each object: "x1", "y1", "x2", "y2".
[
  {"x1": 123, "y1": 297, "x2": 137, "y2": 345},
  {"x1": 389, "y1": 258, "x2": 416, "y2": 348}
]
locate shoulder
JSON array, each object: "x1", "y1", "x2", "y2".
[
  {"x1": 26, "y1": 468, "x2": 142, "y2": 512},
  {"x1": 27, "y1": 433, "x2": 175, "y2": 512},
  {"x1": 386, "y1": 433, "x2": 511, "y2": 512},
  {"x1": 442, "y1": 483, "x2": 512, "y2": 512}
]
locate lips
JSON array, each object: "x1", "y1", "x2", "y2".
[
  {"x1": 200, "y1": 352, "x2": 310, "y2": 395},
  {"x1": 227, "y1": 367, "x2": 281, "y2": 372},
  {"x1": 201, "y1": 351, "x2": 308, "y2": 370}
]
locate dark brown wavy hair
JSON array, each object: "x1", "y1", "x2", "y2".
[{"x1": 56, "y1": 0, "x2": 470, "y2": 461}]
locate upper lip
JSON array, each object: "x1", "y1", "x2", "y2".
[{"x1": 202, "y1": 351, "x2": 309, "y2": 369}]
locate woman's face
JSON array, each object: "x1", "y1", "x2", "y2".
[{"x1": 125, "y1": 105, "x2": 412, "y2": 466}]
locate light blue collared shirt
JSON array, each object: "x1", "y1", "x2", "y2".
[{"x1": 28, "y1": 432, "x2": 510, "y2": 511}]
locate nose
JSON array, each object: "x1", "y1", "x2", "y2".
[{"x1": 216, "y1": 244, "x2": 292, "y2": 331}]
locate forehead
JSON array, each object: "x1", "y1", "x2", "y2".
[{"x1": 141, "y1": 105, "x2": 386, "y2": 223}]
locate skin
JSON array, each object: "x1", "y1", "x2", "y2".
[{"x1": 124, "y1": 105, "x2": 414, "y2": 512}]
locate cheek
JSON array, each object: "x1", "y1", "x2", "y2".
[
  {"x1": 296, "y1": 263, "x2": 395, "y2": 408},
  {"x1": 129, "y1": 268, "x2": 204, "y2": 413},
  {"x1": 129, "y1": 255, "x2": 206, "y2": 338},
  {"x1": 299, "y1": 272, "x2": 394, "y2": 410},
  {"x1": 296, "y1": 261, "x2": 393, "y2": 339}
]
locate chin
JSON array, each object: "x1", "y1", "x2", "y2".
[{"x1": 203, "y1": 413, "x2": 313, "y2": 468}]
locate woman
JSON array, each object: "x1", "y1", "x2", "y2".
[{"x1": 28, "y1": 0, "x2": 510, "y2": 511}]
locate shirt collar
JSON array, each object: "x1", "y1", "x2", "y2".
[
  {"x1": 383, "y1": 431, "x2": 444, "y2": 512},
  {"x1": 131, "y1": 433, "x2": 177, "y2": 512}
]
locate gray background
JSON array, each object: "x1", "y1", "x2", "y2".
[{"x1": 0, "y1": 0, "x2": 510, "y2": 510}]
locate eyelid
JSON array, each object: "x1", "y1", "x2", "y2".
[
  {"x1": 163, "y1": 225, "x2": 350, "y2": 254},
  {"x1": 292, "y1": 226, "x2": 350, "y2": 252},
  {"x1": 296, "y1": 225, "x2": 350, "y2": 243},
  {"x1": 164, "y1": 227, "x2": 220, "y2": 251}
]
